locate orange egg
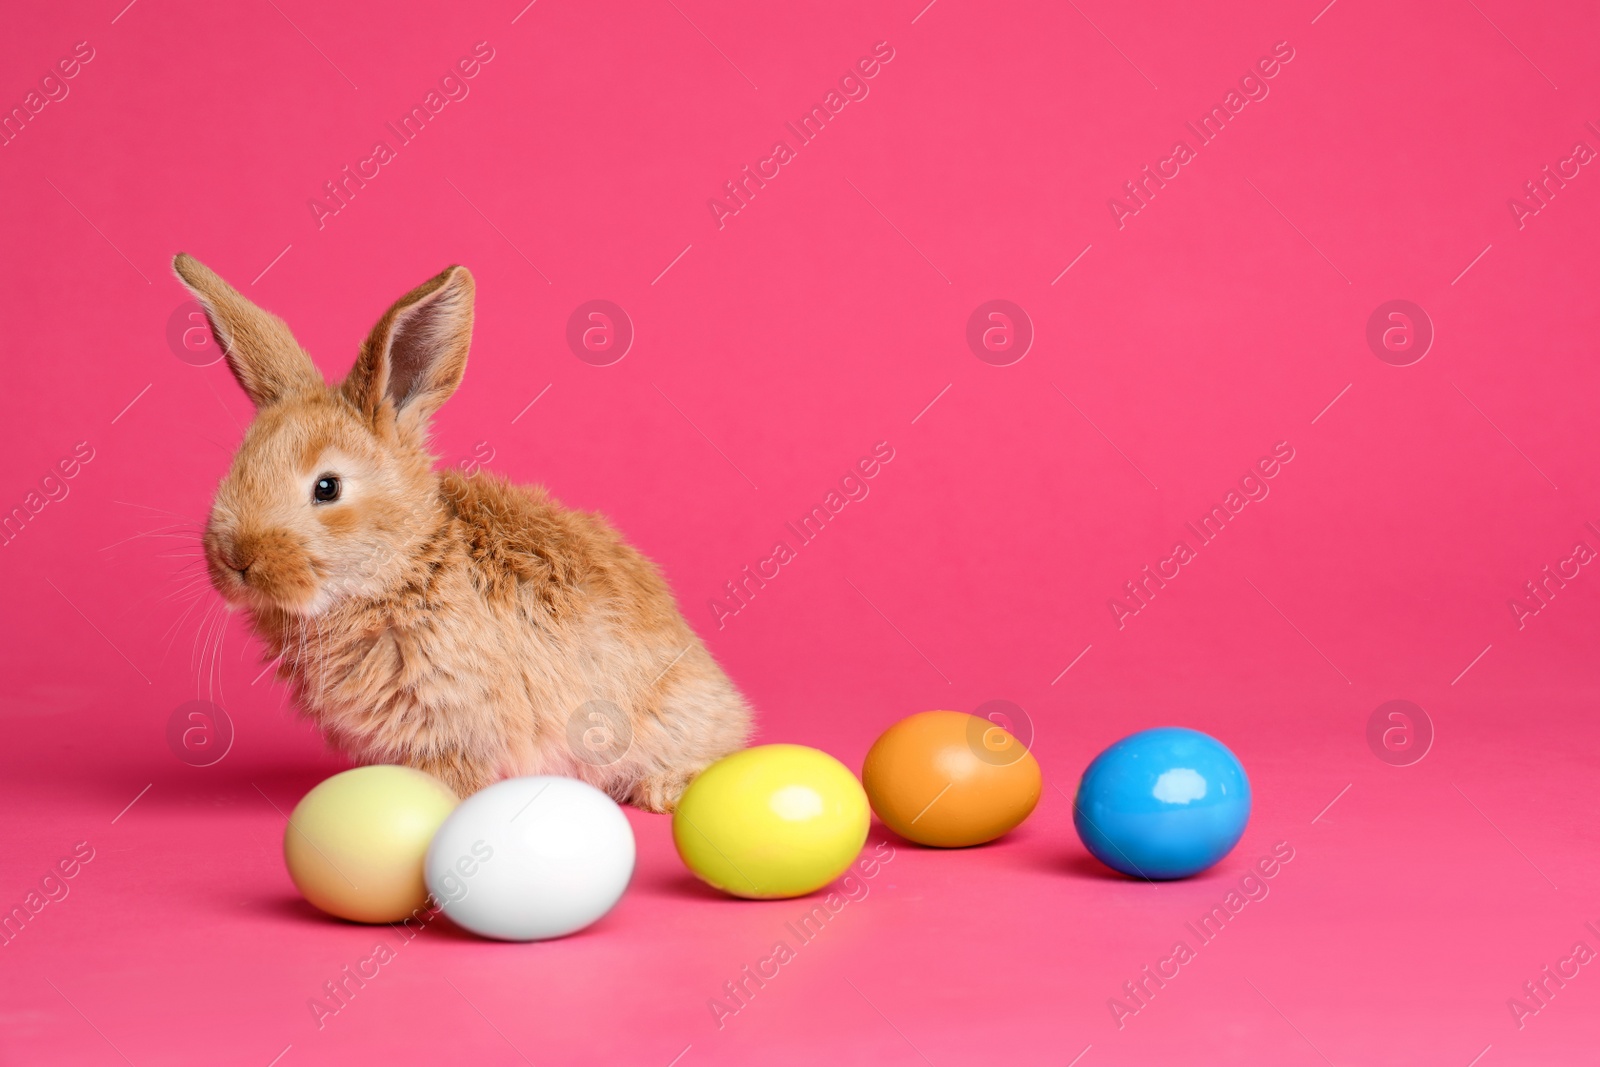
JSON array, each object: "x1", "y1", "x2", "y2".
[{"x1": 862, "y1": 710, "x2": 1042, "y2": 847}]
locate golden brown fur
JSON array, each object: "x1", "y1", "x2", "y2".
[{"x1": 173, "y1": 254, "x2": 750, "y2": 809}]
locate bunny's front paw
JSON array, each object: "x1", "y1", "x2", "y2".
[
  {"x1": 412, "y1": 753, "x2": 496, "y2": 799},
  {"x1": 627, "y1": 767, "x2": 701, "y2": 813}
]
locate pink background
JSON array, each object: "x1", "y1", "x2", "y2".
[{"x1": 4, "y1": 0, "x2": 1599, "y2": 1063}]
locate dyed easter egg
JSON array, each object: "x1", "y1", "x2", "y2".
[
  {"x1": 862, "y1": 710, "x2": 1042, "y2": 848},
  {"x1": 1073, "y1": 727, "x2": 1251, "y2": 879},
  {"x1": 674, "y1": 745, "x2": 869, "y2": 899},
  {"x1": 284, "y1": 765, "x2": 458, "y2": 923}
]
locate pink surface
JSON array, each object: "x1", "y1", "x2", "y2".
[{"x1": 3, "y1": 1, "x2": 1599, "y2": 1063}]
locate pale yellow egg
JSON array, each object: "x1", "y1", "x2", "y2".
[{"x1": 283, "y1": 766, "x2": 458, "y2": 923}]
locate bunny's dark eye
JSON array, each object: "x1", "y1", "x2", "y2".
[{"x1": 313, "y1": 475, "x2": 341, "y2": 503}]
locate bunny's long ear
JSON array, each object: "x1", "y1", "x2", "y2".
[
  {"x1": 341, "y1": 265, "x2": 474, "y2": 440},
  {"x1": 171, "y1": 253, "x2": 325, "y2": 408}
]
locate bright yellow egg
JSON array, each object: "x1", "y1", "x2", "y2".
[
  {"x1": 673, "y1": 744, "x2": 869, "y2": 899},
  {"x1": 283, "y1": 766, "x2": 458, "y2": 923}
]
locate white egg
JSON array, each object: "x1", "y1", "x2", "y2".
[{"x1": 425, "y1": 776, "x2": 636, "y2": 941}]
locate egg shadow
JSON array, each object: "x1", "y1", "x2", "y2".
[
  {"x1": 870, "y1": 820, "x2": 1013, "y2": 852},
  {"x1": 1053, "y1": 850, "x2": 1245, "y2": 886},
  {"x1": 646, "y1": 870, "x2": 747, "y2": 903},
  {"x1": 242, "y1": 892, "x2": 489, "y2": 942},
  {"x1": 249, "y1": 893, "x2": 335, "y2": 925},
  {"x1": 244, "y1": 892, "x2": 444, "y2": 931},
  {"x1": 418, "y1": 911, "x2": 525, "y2": 944},
  {"x1": 1060, "y1": 851, "x2": 1147, "y2": 882}
]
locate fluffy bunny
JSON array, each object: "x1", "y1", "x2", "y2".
[{"x1": 173, "y1": 254, "x2": 751, "y2": 810}]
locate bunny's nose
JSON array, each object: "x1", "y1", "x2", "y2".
[{"x1": 219, "y1": 543, "x2": 255, "y2": 579}]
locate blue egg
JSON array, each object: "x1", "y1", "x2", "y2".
[{"x1": 1072, "y1": 727, "x2": 1251, "y2": 880}]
